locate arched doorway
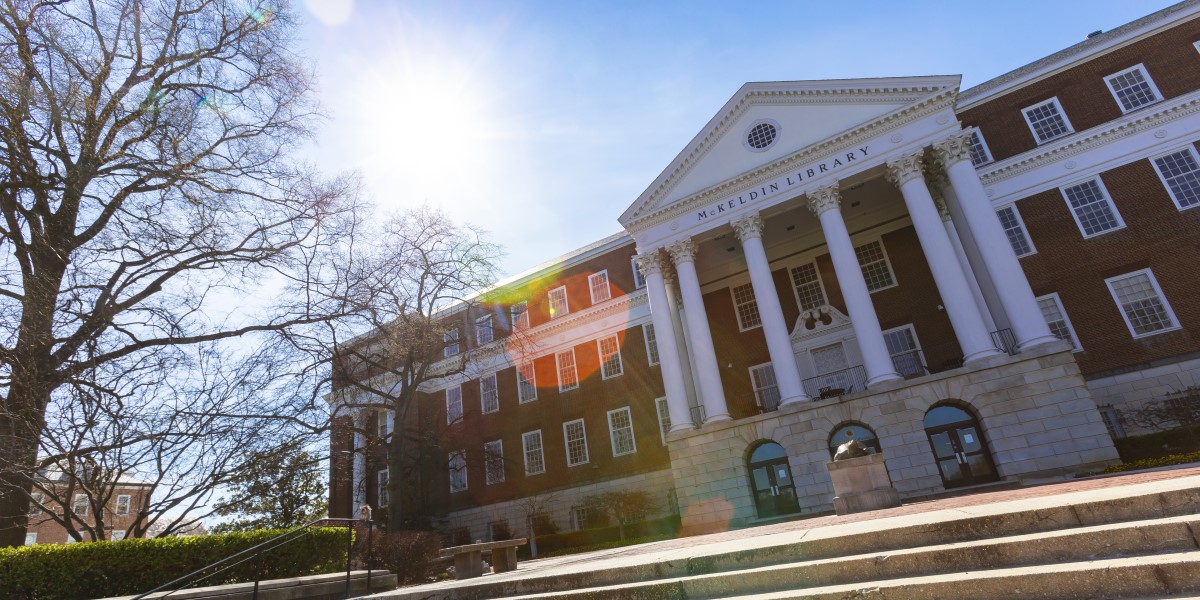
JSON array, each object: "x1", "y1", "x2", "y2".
[
  {"x1": 828, "y1": 422, "x2": 881, "y2": 459},
  {"x1": 747, "y1": 442, "x2": 801, "y2": 518},
  {"x1": 923, "y1": 404, "x2": 999, "y2": 489}
]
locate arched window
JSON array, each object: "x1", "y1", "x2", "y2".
[{"x1": 828, "y1": 422, "x2": 881, "y2": 458}]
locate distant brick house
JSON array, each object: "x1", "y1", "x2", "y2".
[{"x1": 24, "y1": 463, "x2": 154, "y2": 545}]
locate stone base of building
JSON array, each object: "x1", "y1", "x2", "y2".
[
  {"x1": 1085, "y1": 354, "x2": 1200, "y2": 437},
  {"x1": 828, "y1": 453, "x2": 902, "y2": 515}
]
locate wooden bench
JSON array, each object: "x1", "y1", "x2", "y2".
[{"x1": 439, "y1": 538, "x2": 527, "y2": 580}]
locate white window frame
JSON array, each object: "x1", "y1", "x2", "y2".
[
  {"x1": 73, "y1": 493, "x2": 89, "y2": 517},
  {"x1": 631, "y1": 257, "x2": 646, "y2": 289},
  {"x1": 28, "y1": 492, "x2": 44, "y2": 516},
  {"x1": 1059, "y1": 177, "x2": 1125, "y2": 238},
  {"x1": 789, "y1": 261, "x2": 828, "y2": 312},
  {"x1": 1149, "y1": 145, "x2": 1200, "y2": 211},
  {"x1": 854, "y1": 239, "x2": 898, "y2": 293},
  {"x1": 555, "y1": 348, "x2": 579, "y2": 392},
  {"x1": 516, "y1": 363, "x2": 538, "y2": 403},
  {"x1": 1105, "y1": 269, "x2": 1181, "y2": 339},
  {"x1": 522, "y1": 430, "x2": 545, "y2": 475},
  {"x1": 607, "y1": 406, "x2": 637, "y2": 457},
  {"x1": 377, "y1": 468, "x2": 389, "y2": 507},
  {"x1": 882, "y1": 324, "x2": 926, "y2": 378},
  {"x1": 475, "y1": 315, "x2": 494, "y2": 346},
  {"x1": 480, "y1": 372, "x2": 499, "y2": 414},
  {"x1": 448, "y1": 450, "x2": 468, "y2": 493},
  {"x1": 967, "y1": 128, "x2": 994, "y2": 166},
  {"x1": 748, "y1": 362, "x2": 780, "y2": 409},
  {"x1": 115, "y1": 494, "x2": 131, "y2": 516},
  {"x1": 563, "y1": 419, "x2": 589, "y2": 467},
  {"x1": 548, "y1": 286, "x2": 569, "y2": 320},
  {"x1": 443, "y1": 328, "x2": 460, "y2": 358},
  {"x1": 510, "y1": 301, "x2": 529, "y2": 331},
  {"x1": 996, "y1": 204, "x2": 1036, "y2": 257},
  {"x1": 588, "y1": 270, "x2": 611, "y2": 304},
  {"x1": 570, "y1": 506, "x2": 589, "y2": 531},
  {"x1": 24, "y1": 533, "x2": 36, "y2": 546},
  {"x1": 731, "y1": 282, "x2": 762, "y2": 331},
  {"x1": 655, "y1": 397, "x2": 671, "y2": 446},
  {"x1": 445, "y1": 385, "x2": 463, "y2": 425},
  {"x1": 643, "y1": 323, "x2": 660, "y2": 366},
  {"x1": 1103, "y1": 63, "x2": 1162, "y2": 113},
  {"x1": 1021, "y1": 97, "x2": 1075, "y2": 144},
  {"x1": 111, "y1": 531, "x2": 126, "y2": 542},
  {"x1": 1036, "y1": 292, "x2": 1082, "y2": 352},
  {"x1": 377, "y1": 409, "x2": 394, "y2": 438},
  {"x1": 597, "y1": 334, "x2": 624, "y2": 380},
  {"x1": 484, "y1": 440, "x2": 505, "y2": 485}
]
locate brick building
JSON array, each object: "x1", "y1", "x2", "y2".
[
  {"x1": 329, "y1": 2, "x2": 1200, "y2": 538},
  {"x1": 24, "y1": 464, "x2": 153, "y2": 545}
]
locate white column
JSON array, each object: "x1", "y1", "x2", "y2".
[
  {"x1": 934, "y1": 133, "x2": 1058, "y2": 351},
  {"x1": 806, "y1": 184, "x2": 902, "y2": 387},
  {"x1": 935, "y1": 189, "x2": 997, "y2": 332},
  {"x1": 731, "y1": 213, "x2": 807, "y2": 404},
  {"x1": 352, "y1": 409, "x2": 366, "y2": 512},
  {"x1": 636, "y1": 251, "x2": 695, "y2": 431},
  {"x1": 667, "y1": 238, "x2": 731, "y2": 423},
  {"x1": 663, "y1": 271, "x2": 701, "y2": 418},
  {"x1": 886, "y1": 153, "x2": 1002, "y2": 364}
]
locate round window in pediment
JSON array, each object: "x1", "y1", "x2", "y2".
[{"x1": 744, "y1": 119, "x2": 780, "y2": 152}]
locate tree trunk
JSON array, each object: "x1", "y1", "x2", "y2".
[{"x1": 0, "y1": 392, "x2": 46, "y2": 548}]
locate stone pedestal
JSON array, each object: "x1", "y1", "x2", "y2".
[{"x1": 827, "y1": 453, "x2": 901, "y2": 515}]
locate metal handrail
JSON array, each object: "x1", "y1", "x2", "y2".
[
  {"x1": 132, "y1": 517, "x2": 369, "y2": 600},
  {"x1": 991, "y1": 328, "x2": 1018, "y2": 356},
  {"x1": 802, "y1": 365, "x2": 868, "y2": 400}
]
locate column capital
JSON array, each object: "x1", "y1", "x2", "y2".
[
  {"x1": 885, "y1": 151, "x2": 926, "y2": 188},
  {"x1": 731, "y1": 213, "x2": 764, "y2": 242},
  {"x1": 932, "y1": 131, "x2": 974, "y2": 169},
  {"x1": 806, "y1": 183, "x2": 841, "y2": 217},
  {"x1": 633, "y1": 251, "x2": 665, "y2": 276},
  {"x1": 666, "y1": 238, "x2": 698, "y2": 265}
]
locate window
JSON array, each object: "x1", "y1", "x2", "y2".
[
  {"x1": 115, "y1": 495, "x2": 131, "y2": 516},
  {"x1": 828, "y1": 423, "x2": 882, "y2": 457},
  {"x1": 883, "y1": 325, "x2": 925, "y2": 378},
  {"x1": 855, "y1": 240, "x2": 896, "y2": 292},
  {"x1": 607, "y1": 407, "x2": 637, "y2": 456},
  {"x1": 749, "y1": 363, "x2": 781, "y2": 411},
  {"x1": 484, "y1": 440, "x2": 505, "y2": 485},
  {"x1": 522, "y1": 430, "x2": 545, "y2": 475},
  {"x1": 548, "y1": 286, "x2": 569, "y2": 319},
  {"x1": 517, "y1": 363, "x2": 538, "y2": 403},
  {"x1": 448, "y1": 451, "x2": 468, "y2": 493},
  {"x1": 996, "y1": 205, "x2": 1035, "y2": 257},
  {"x1": 555, "y1": 348, "x2": 579, "y2": 392},
  {"x1": 480, "y1": 373, "x2": 499, "y2": 414},
  {"x1": 967, "y1": 129, "x2": 993, "y2": 166},
  {"x1": 642, "y1": 324, "x2": 660, "y2": 365},
  {"x1": 731, "y1": 282, "x2": 761, "y2": 330},
  {"x1": 1037, "y1": 293, "x2": 1081, "y2": 351},
  {"x1": 377, "y1": 468, "x2": 389, "y2": 507},
  {"x1": 570, "y1": 506, "x2": 590, "y2": 531},
  {"x1": 655, "y1": 397, "x2": 671, "y2": 445},
  {"x1": 789, "y1": 262, "x2": 827, "y2": 311},
  {"x1": 73, "y1": 494, "x2": 89, "y2": 517},
  {"x1": 510, "y1": 301, "x2": 529, "y2": 331},
  {"x1": 475, "y1": 315, "x2": 494, "y2": 346},
  {"x1": 377, "y1": 409, "x2": 394, "y2": 439},
  {"x1": 28, "y1": 492, "x2": 43, "y2": 516},
  {"x1": 631, "y1": 258, "x2": 646, "y2": 289},
  {"x1": 563, "y1": 419, "x2": 589, "y2": 467},
  {"x1": 588, "y1": 270, "x2": 611, "y2": 304},
  {"x1": 24, "y1": 533, "x2": 36, "y2": 546},
  {"x1": 111, "y1": 531, "x2": 126, "y2": 541},
  {"x1": 446, "y1": 385, "x2": 463, "y2": 424},
  {"x1": 1105, "y1": 269, "x2": 1179, "y2": 338},
  {"x1": 1151, "y1": 147, "x2": 1200, "y2": 210},
  {"x1": 1061, "y1": 178, "x2": 1124, "y2": 237},
  {"x1": 488, "y1": 521, "x2": 510, "y2": 541},
  {"x1": 443, "y1": 328, "x2": 460, "y2": 358},
  {"x1": 1104, "y1": 64, "x2": 1161, "y2": 113},
  {"x1": 598, "y1": 335, "x2": 624, "y2": 379},
  {"x1": 1022, "y1": 97, "x2": 1074, "y2": 143}
]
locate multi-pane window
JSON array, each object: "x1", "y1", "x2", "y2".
[
  {"x1": 855, "y1": 241, "x2": 896, "y2": 292},
  {"x1": 73, "y1": 494, "x2": 88, "y2": 517},
  {"x1": 377, "y1": 468, "x2": 389, "y2": 507},
  {"x1": 731, "y1": 283, "x2": 761, "y2": 330},
  {"x1": 607, "y1": 407, "x2": 637, "y2": 456},
  {"x1": 967, "y1": 129, "x2": 993, "y2": 166},
  {"x1": 111, "y1": 531, "x2": 126, "y2": 541},
  {"x1": 1036, "y1": 293, "x2": 1081, "y2": 351},
  {"x1": 484, "y1": 440, "x2": 505, "y2": 485},
  {"x1": 1104, "y1": 65, "x2": 1161, "y2": 113},
  {"x1": 28, "y1": 492, "x2": 44, "y2": 516},
  {"x1": 115, "y1": 495, "x2": 131, "y2": 516},
  {"x1": 598, "y1": 335, "x2": 624, "y2": 379},
  {"x1": 475, "y1": 315, "x2": 494, "y2": 346},
  {"x1": 445, "y1": 385, "x2": 463, "y2": 424},
  {"x1": 790, "y1": 262, "x2": 826, "y2": 311},
  {"x1": 1061, "y1": 178, "x2": 1124, "y2": 237},
  {"x1": 377, "y1": 409, "x2": 394, "y2": 438},
  {"x1": 631, "y1": 258, "x2": 646, "y2": 289},
  {"x1": 555, "y1": 348, "x2": 579, "y2": 391},
  {"x1": 510, "y1": 301, "x2": 530, "y2": 331},
  {"x1": 448, "y1": 451, "x2": 468, "y2": 493},
  {"x1": 480, "y1": 373, "x2": 499, "y2": 414},
  {"x1": 883, "y1": 325, "x2": 925, "y2": 378},
  {"x1": 24, "y1": 533, "x2": 36, "y2": 546},
  {"x1": 522, "y1": 430, "x2": 545, "y2": 475},
  {"x1": 643, "y1": 323, "x2": 660, "y2": 365},
  {"x1": 517, "y1": 363, "x2": 538, "y2": 403},
  {"x1": 1151, "y1": 147, "x2": 1200, "y2": 210},
  {"x1": 588, "y1": 270, "x2": 611, "y2": 304},
  {"x1": 570, "y1": 506, "x2": 590, "y2": 531},
  {"x1": 563, "y1": 419, "x2": 589, "y2": 467},
  {"x1": 548, "y1": 286, "x2": 569, "y2": 319},
  {"x1": 1106, "y1": 269, "x2": 1179, "y2": 338},
  {"x1": 996, "y1": 205, "x2": 1035, "y2": 257},
  {"x1": 443, "y1": 328, "x2": 460, "y2": 358},
  {"x1": 1022, "y1": 98, "x2": 1074, "y2": 143},
  {"x1": 655, "y1": 397, "x2": 671, "y2": 445},
  {"x1": 749, "y1": 363, "x2": 781, "y2": 411}
]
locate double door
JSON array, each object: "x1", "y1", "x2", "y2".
[
  {"x1": 750, "y1": 458, "x2": 800, "y2": 518},
  {"x1": 926, "y1": 422, "x2": 997, "y2": 489}
]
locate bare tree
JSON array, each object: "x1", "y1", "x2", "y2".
[
  {"x1": 583, "y1": 490, "x2": 657, "y2": 541},
  {"x1": 514, "y1": 492, "x2": 559, "y2": 558},
  {"x1": 0, "y1": 0, "x2": 362, "y2": 547}
]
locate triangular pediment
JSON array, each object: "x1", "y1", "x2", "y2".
[{"x1": 620, "y1": 76, "x2": 961, "y2": 229}]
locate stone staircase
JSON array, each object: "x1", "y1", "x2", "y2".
[{"x1": 378, "y1": 476, "x2": 1200, "y2": 600}]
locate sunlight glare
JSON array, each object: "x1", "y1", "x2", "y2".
[{"x1": 305, "y1": 0, "x2": 354, "y2": 27}]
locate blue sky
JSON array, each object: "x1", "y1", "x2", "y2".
[{"x1": 297, "y1": 0, "x2": 1179, "y2": 277}]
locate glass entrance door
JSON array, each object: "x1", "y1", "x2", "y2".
[
  {"x1": 747, "y1": 442, "x2": 801, "y2": 518},
  {"x1": 924, "y1": 406, "x2": 998, "y2": 489}
]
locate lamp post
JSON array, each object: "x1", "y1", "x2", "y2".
[{"x1": 358, "y1": 504, "x2": 373, "y2": 592}]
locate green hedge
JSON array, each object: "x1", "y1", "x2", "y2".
[
  {"x1": 521, "y1": 515, "x2": 680, "y2": 559},
  {"x1": 1101, "y1": 450, "x2": 1200, "y2": 474},
  {"x1": 0, "y1": 527, "x2": 350, "y2": 600},
  {"x1": 1114, "y1": 423, "x2": 1200, "y2": 462}
]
